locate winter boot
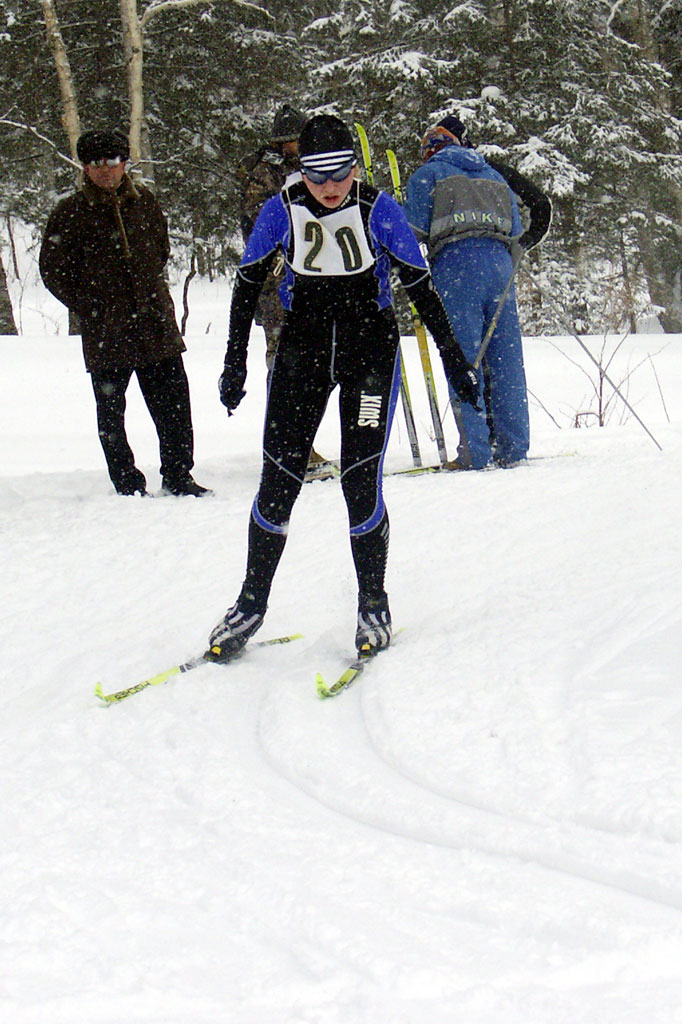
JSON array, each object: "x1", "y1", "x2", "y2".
[
  {"x1": 355, "y1": 592, "x2": 392, "y2": 657},
  {"x1": 162, "y1": 474, "x2": 213, "y2": 497},
  {"x1": 205, "y1": 595, "x2": 266, "y2": 662},
  {"x1": 116, "y1": 468, "x2": 148, "y2": 496}
]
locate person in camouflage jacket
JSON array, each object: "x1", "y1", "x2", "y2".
[
  {"x1": 237, "y1": 105, "x2": 331, "y2": 479},
  {"x1": 237, "y1": 105, "x2": 306, "y2": 373}
]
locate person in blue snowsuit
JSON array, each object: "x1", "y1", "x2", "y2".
[
  {"x1": 206, "y1": 115, "x2": 479, "y2": 661},
  {"x1": 404, "y1": 115, "x2": 548, "y2": 469}
]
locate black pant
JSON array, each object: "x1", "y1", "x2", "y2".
[
  {"x1": 240, "y1": 307, "x2": 401, "y2": 610},
  {"x1": 90, "y1": 356, "x2": 194, "y2": 492}
]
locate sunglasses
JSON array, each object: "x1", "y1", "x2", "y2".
[
  {"x1": 89, "y1": 156, "x2": 125, "y2": 168},
  {"x1": 302, "y1": 159, "x2": 355, "y2": 185}
]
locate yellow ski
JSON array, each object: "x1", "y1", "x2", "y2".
[{"x1": 95, "y1": 634, "x2": 303, "y2": 704}]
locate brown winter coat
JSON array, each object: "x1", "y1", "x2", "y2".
[{"x1": 39, "y1": 174, "x2": 185, "y2": 373}]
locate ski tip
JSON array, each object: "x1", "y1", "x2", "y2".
[
  {"x1": 315, "y1": 673, "x2": 331, "y2": 699},
  {"x1": 94, "y1": 682, "x2": 111, "y2": 705}
]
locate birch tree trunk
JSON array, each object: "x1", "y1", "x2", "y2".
[
  {"x1": 117, "y1": 0, "x2": 272, "y2": 187},
  {"x1": 40, "y1": 0, "x2": 81, "y2": 161},
  {"x1": 118, "y1": 0, "x2": 155, "y2": 186},
  {"x1": 40, "y1": 0, "x2": 82, "y2": 333}
]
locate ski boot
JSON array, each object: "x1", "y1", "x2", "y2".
[
  {"x1": 205, "y1": 596, "x2": 265, "y2": 662},
  {"x1": 355, "y1": 592, "x2": 392, "y2": 658}
]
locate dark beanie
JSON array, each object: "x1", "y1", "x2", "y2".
[
  {"x1": 439, "y1": 115, "x2": 471, "y2": 147},
  {"x1": 272, "y1": 104, "x2": 306, "y2": 143},
  {"x1": 298, "y1": 115, "x2": 355, "y2": 158},
  {"x1": 77, "y1": 129, "x2": 130, "y2": 165}
]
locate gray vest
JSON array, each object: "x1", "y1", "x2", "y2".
[{"x1": 426, "y1": 175, "x2": 514, "y2": 258}]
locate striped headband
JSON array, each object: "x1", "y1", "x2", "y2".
[{"x1": 299, "y1": 148, "x2": 357, "y2": 173}]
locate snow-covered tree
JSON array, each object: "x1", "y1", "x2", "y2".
[
  {"x1": 300, "y1": 0, "x2": 682, "y2": 332},
  {"x1": 1, "y1": 0, "x2": 682, "y2": 332}
]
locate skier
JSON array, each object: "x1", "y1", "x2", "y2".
[
  {"x1": 403, "y1": 114, "x2": 550, "y2": 469},
  {"x1": 207, "y1": 114, "x2": 479, "y2": 661},
  {"x1": 39, "y1": 128, "x2": 211, "y2": 497},
  {"x1": 238, "y1": 103, "x2": 332, "y2": 481}
]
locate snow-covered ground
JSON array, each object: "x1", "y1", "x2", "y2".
[{"x1": 2, "y1": 272, "x2": 682, "y2": 1023}]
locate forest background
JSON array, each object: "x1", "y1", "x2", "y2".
[{"x1": 1, "y1": 0, "x2": 681, "y2": 339}]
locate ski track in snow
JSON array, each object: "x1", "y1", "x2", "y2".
[{"x1": 2, "y1": 294, "x2": 682, "y2": 1022}]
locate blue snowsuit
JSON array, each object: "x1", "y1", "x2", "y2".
[{"x1": 404, "y1": 144, "x2": 529, "y2": 468}]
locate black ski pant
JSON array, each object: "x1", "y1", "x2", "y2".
[
  {"x1": 90, "y1": 355, "x2": 194, "y2": 493},
  {"x1": 239, "y1": 308, "x2": 401, "y2": 612}
]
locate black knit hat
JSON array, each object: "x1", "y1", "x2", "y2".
[
  {"x1": 77, "y1": 129, "x2": 130, "y2": 165},
  {"x1": 298, "y1": 115, "x2": 357, "y2": 176},
  {"x1": 439, "y1": 115, "x2": 470, "y2": 145},
  {"x1": 299, "y1": 115, "x2": 355, "y2": 159},
  {"x1": 271, "y1": 104, "x2": 306, "y2": 143}
]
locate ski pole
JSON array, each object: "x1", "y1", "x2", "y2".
[
  {"x1": 385, "y1": 147, "x2": 449, "y2": 464},
  {"x1": 411, "y1": 309, "x2": 448, "y2": 464},
  {"x1": 355, "y1": 124, "x2": 422, "y2": 467},
  {"x1": 473, "y1": 247, "x2": 524, "y2": 370}
]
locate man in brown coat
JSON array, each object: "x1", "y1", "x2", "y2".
[{"x1": 39, "y1": 128, "x2": 210, "y2": 496}]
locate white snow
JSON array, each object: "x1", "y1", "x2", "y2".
[
  {"x1": 481, "y1": 85, "x2": 501, "y2": 102},
  {"x1": 2, "y1": 275, "x2": 682, "y2": 1023}
]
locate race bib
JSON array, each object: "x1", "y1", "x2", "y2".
[{"x1": 289, "y1": 202, "x2": 375, "y2": 276}]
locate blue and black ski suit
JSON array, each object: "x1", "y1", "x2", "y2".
[{"x1": 220, "y1": 174, "x2": 474, "y2": 610}]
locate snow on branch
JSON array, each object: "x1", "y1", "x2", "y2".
[
  {"x1": 140, "y1": 0, "x2": 273, "y2": 29},
  {"x1": 0, "y1": 118, "x2": 80, "y2": 170},
  {"x1": 605, "y1": 0, "x2": 627, "y2": 32}
]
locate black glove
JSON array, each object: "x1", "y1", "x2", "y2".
[
  {"x1": 219, "y1": 357, "x2": 246, "y2": 414},
  {"x1": 440, "y1": 344, "x2": 481, "y2": 410},
  {"x1": 449, "y1": 363, "x2": 480, "y2": 410}
]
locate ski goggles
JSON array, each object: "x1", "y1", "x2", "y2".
[
  {"x1": 300, "y1": 156, "x2": 357, "y2": 184},
  {"x1": 88, "y1": 155, "x2": 126, "y2": 168}
]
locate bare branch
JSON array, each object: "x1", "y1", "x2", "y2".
[
  {"x1": 648, "y1": 354, "x2": 671, "y2": 423},
  {"x1": 0, "y1": 118, "x2": 80, "y2": 170},
  {"x1": 527, "y1": 388, "x2": 562, "y2": 429},
  {"x1": 523, "y1": 269, "x2": 663, "y2": 450}
]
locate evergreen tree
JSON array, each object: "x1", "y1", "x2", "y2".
[
  {"x1": 1, "y1": 0, "x2": 681, "y2": 333},
  {"x1": 302, "y1": 0, "x2": 682, "y2": 333}
]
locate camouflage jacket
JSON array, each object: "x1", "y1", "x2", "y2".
[
  {"x1": 237, "y1": 146, "x2": 300, "y2": 245},
  {"x1": 237, "y1": 146, "x2": 300, "y2": 323}
]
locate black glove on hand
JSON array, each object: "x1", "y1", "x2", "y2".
[
  {"x1": 219, "y1": 357, "x2": 246, "y2": 414},
  {"x1": 440, "y1": 344, "x2": 481, "y2": 410},
  {"x1": 449, "y1": 363, "x2": 480, "y2": 410}
]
